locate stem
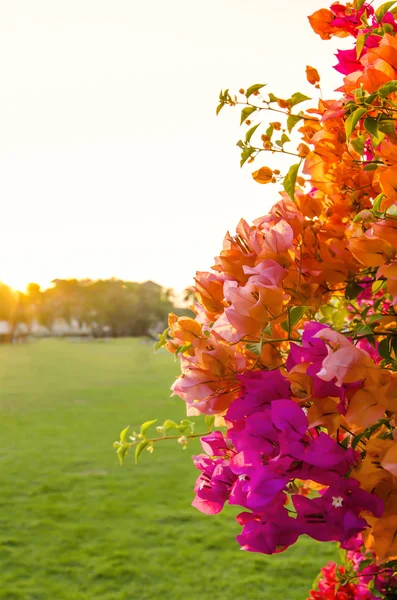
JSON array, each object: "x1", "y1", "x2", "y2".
[
  {"x1": 251, "y1": 146, "x2": 303, "y2": 158},
  {"x1": 132, "y1": 431, "x2": 212, "y2": 447},
  {"x1": 235, "y1": 100, "x2": 318, "y2": 122}
]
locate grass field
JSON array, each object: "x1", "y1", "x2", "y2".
[{"x1": 0, "y1": 338, "x2": 338, "y2": 600}]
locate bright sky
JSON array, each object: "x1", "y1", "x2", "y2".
[{"x1": 0, "y1": 0, "x2": 351, "y2": 294}]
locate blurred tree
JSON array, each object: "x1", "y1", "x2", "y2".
[{"x1": 0, "y1": 278, "x2": 177, "y2": 340}]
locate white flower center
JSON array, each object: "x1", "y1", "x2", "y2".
[{"x1": 332, "y1": 495, "x2": 343, "y2": 508}]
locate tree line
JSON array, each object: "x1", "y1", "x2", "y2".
[{"x1": 0, "y1": 278, "x2": 181, "y2": 340}]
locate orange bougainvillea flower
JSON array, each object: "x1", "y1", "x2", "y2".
[
  {"x1": 345, "y1": 387, "x2": 386, "y2": 430},
  {"x1": 306, "y1": 65, "x2": 320, "y2": 86},
  {"x1": 377, "y1": 262, "x2": 397, "y2": 304},
  {"x1": 307, "y1": 396, "x2": 341, "y2": 435},
  {"x1": 349, "y1": 233, "x2": 395, "y2": 267},
  {"x1": 193, "y1": 271, "x2": 227, "y2": 318},
  {"x1": 308, "y1": 9, "x2": 341, "y2": 40},
  {"x1": 167, "y1": 313, "x2": 203, "y2": 346},
  {"x1": 352, "y1": 438, "x2": 395, "y2": 492},
  {"x1": 223, "y1": 280, "x2": 289, "y2": 340},
  {"x1": 252, "y1": 166, "x2": 273, "y2": 184},
  {"x1": 365, "y1": 515, "x2": 397, "y2": 563},
  {"x1": 380, "y1": 441, "x2": 397, "y2": 477},
  {"x1": 378, "y1": 168, "x2": 397, "y2": 207}
]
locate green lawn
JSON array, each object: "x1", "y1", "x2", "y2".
[{"x1": 0, "y1": 338, "x2": 337, "y2": 600}]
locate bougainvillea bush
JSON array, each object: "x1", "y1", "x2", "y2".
[{"x1": 115, "y1": 1, "x2": 397, "y2": 596}]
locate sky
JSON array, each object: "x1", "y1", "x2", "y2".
[{"x1": 0, "y1": 0, "x2": 352, "y2": 294}]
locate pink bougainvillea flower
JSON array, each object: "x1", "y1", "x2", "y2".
[
  {"x1": 227, "y1": 410, "x2": 279, "y2": 455},
  {"x1": 192, "y1": 455, "x2": 236, "y2": 515},
  {"x1": 270, "y1": 398, "x2": 308, "y2": 439},
  {"x1": 334, "y1": 48, "x2": 363, "y2": 75},
  {"x1": 313, "y1": 328, "x2": 374, "y2": 386},
  {"x1": 226, "y1": 370, "x2": 290, "y2": 421},
  {"x1": 242, "y1": 259, "x2": 287, "y2": 287},
  {"x1": 236, "y1": 507, "x2": 302, "y2": 554},
  {"x1": 200, "y1": 431, "x2": 231, "y2": 458}
]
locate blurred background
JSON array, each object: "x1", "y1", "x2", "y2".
[{"x1": 0, "y1": 0, "x2": 351, "y2": 598}]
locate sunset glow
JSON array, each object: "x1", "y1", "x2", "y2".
[{"x1": 0, "y1": 0, "x2": 349, "y2": 294}]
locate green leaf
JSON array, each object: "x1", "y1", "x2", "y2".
[
  {"x1": 372, "y1": 131, "x2": 386, "y2": 146},
  {"x1": 332, "y1": 306, "x2": 349, "y2": 329},
  {"x1": 378, "y1": 337, "x2": 392, "y2": 360},
  {"x1": 364, "y1": 116, "x2": 378, "y2": 137},
  {"x1": 350, "y1": 135, "x2": 365, "y2": 155},
  {"x1": 246, "y1": 83, "x2": 266, "y2": 98},
  {"x1": 268, "y1": 93, "x2": 278, "y2": 103},
  {"x1": 357, "y1": 558, "x2": 373, "y2": 572},
  {"x1": 163, "y1": 419, "x2": 178, "y2": 432},
  {"x1": 289, "y1": 92, "x2": 311, "y2": 107},
  {"x1": 120, "y1": 425, "x2": 130, "y2": 443},
  {"x1": 356, "y1": 33, "x2": 368, "y2": 59},
  {"x1": 240, "y1": 106, "x2": 256, "y2": 125},
  {"x1": 240, "y1": 147, "x2": 256, "y2": 167},
  {"x1": 378, "y1": 79, "x2": 397, "y2": 97},
  {"x1": 363, "y1": 162, "x2": 380, "y2": 171},
  {"x1": 372, "y1": 279, "x2": 385, "y2": 294},
  {"x1": 281, "y1": 133, "x2": 290, "y2": 145},
  {"x1": 135, "y1": 441, "x2": 148, "y2": 464},
  {"x1": 365, "y1": 92, "x2": 378, "y2": 105},
  {"x1": 280, "y1": 320, "x2": 289, "y2": 333},
  {"x1": 352, "y1": 431, "x2": 367, "y2": 450},
  {"x1": 140, "y1": 419, "x2": 157, "y2": 437},
  {"x1": 352, "y1": 209, "x2": 371, "y2": 222},
  {"x1": 154, "y1": 327, "x2": 169, "y2": 351},
  {"x1": 355, "y1": 323, "x2": 373, "y2": 336},
  {"x1": 391, "y1": 335, "x2": 397, "y2": 357},
  {"x1": 205, "y1": 415, "x2": 215, "y2": 429},
  {"x1": 216, "y1": 102, "x2": 225, "y2": 116},
  {"x1": 345, "y1": 107, "x2": 367, "y2": 139},
  {"x1": 368, "y1": 581, "x2": 384, "y2": 598},
  {"x1": 281, "y1": 306, "x2": 309, "y2": 333},
  {"x1": 378, "y1": 119, "x2": 395, "y2": 135},
  {"x1": 178, "y1": 419, "x2": 195, "y2": 434},
  {"x1": 375, "y1": 1, "x2": 397, "y2": 23},
  {"x1": 175, "y1": 342, "x2": 192, "y2": 355},
  {"x1": 356, "y1": 0, "x2": 366, "y2": 8},
  {"x1": 386, "y1": 204, "x2": 397, "y2": 217},
  {"x1": 340, "y1": 435, "x2": 351, "y2": 449},
  {"x1": 265, "y1": 124, "x2": 274, "y2": 138},
  {"x1": 117, "y1": 444, "x2": 129, "y2": 465},
  {"x1": 246, "y1": 341, "x2": 263, "y2": 355},
  {"x1": 361, "y1": 10, "x2": 369, "y2": 26},
  {"x1": 287, "y1": 114, "x2": 303, "y2": 133},
  {"x1": 354, "y1": 87, "x2": 366, "y2": 102},
  {"x1": 245, "y1": 123, "x2": 260, "y2": 143},
  {"x1": 372, "y1": 192, "x2": 384, "y2": 213},
  {"x1": 345, "y1": 282, "x2": 362, "y2": 300},
  {"x1": 283, "y1": 163, "x2": 300, "y2": 201},
  {"x1": 289, "y1": 306, "x2": 310, "y2": 329}
]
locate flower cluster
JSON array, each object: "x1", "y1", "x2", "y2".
[
  {"x1": 191, "y1": 324, "x2": 385, "y2": 555},
  {"x1": 159, "y1": 2, "x2": 397, "y2": 572},
  {"x1": 116, "y1": 0, "x2": 397, "y2": 596},
  {"x1": 309, "y1": 535, "x2": 397, "y2": 598}
]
